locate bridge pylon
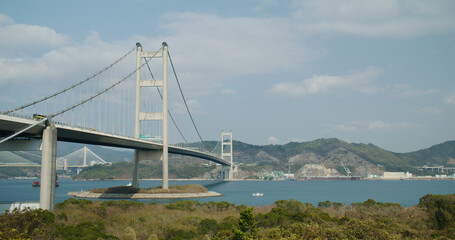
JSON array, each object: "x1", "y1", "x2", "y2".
[
  {"x1": 40, "y1": 120, "x2": 57, "y2": 211},
  {"x1": 221, "y1": 130, "x2": 234, "y2": 180},
  {"x1": 133, "y1": 42, "x2": 169, "y2": 189}
]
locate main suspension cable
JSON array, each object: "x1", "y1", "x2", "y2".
[
  {"x1": 49, "y1": 48, "x2": 161, "y2": 118},
  {"x1": 167, "y1": 50, "x2": 211, "y2": 153},
  {"x1": 3, "y1": 47, "x2": 136, "y2": 115}
]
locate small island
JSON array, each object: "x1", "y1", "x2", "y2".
[{"x1": 68, "y1": 184, "x2": 223, "y2": 199}]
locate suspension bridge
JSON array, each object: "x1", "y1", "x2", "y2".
[
  {"x1": 0, "y1": 146, "x2": 108, "y2": 169},
  {"x1": 0, "y1": 42, "x2": 234, "y2": 210}
]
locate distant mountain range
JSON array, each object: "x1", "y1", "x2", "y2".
[
  {"x1": 221, "y1": 138, "x2": 455, "y2": 176},
  {"x1": 1, "y1": 138, "x2": 454, "y2": 178}
]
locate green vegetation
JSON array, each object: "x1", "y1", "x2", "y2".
[
  {"x1": 0, "y1": 167, "x2": 40, "y2": 178},
  {"x1": 2, "y1": 139, "x2": 455, "y2": 179},
  {"x1": 76, "y1": 161, "x2": 216, "y2": 180},
  {"x1": 419, "y1": 193, "x2": 455, "y2": 234},
  {"x1": 2, "y1": 194, "x2": 455, "y2": 239},
  {"x1": 227, "y1": 139, "x2": 455, "y2": 175}
]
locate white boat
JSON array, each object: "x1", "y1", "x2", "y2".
[
  {"x1": 252, "y1": 192, "x2": 264, "y2": 197},
  {"x1": 126, "y1": 182, "x2": 132, "y2": 186}
]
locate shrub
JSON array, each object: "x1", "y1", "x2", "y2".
[
  {"x1": 145, "y1": 184, "x2": 208, "y2": 193},
  {"x1": 218, "y1": 216, "x2": 238, "y2": 231},
  {"x1": 212, "y1": 229, "x2": 234, "y2": 239},
  {"x1": 343, "y1": 219, "x2": 393, "y2": 240},
  {"x1": 198, "y1": 218, "x2": 219, "y2": 235},
  {"x1": 55, "y1": 221, "x2": 119, "y2": 240},
  {"x1": 238, "y1": 207, "x2": 258, "y2": 238},
  {"x1": 0, "y1": 208, "x2": 55, "y2": 239},
  {"x1": 165, "y1": 200, "x2": 201, "y2": 211},
  {"x1": 101, "y1": 200, "x2": 144, "y2": 209},
  {"x1": 318, "y1": 200, "x2": 332, "y2": 208},
  {"x1": 55, "y1": 198, "x2": 93, "y2": 209},
  {"x1": 90, "y1": 186, "x2": 139, "y2": 194},
  {"x1": 165, "y1": 228, "x2": 197, "y2": 240},
  {"x1": 203, "y1": 201, "x2": 236, "y2": 211},
  {"x1": 419, "y1": 194, "x2": 455, "y2": 230}
]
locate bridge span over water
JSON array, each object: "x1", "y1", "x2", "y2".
[
  {"x1": 0, "y1": 114, "x2": 230, "y2": 165},
  {"x1": 0, "y1": 42, "x2": 234, "y2": 210}
]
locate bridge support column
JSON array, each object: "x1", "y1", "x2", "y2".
[
  {"x1": 132, "y1": 150, "x2": 140, "y2": 188},
  {"x1": 220, "y1": 167, "x2": 231, "y2": 180},
  {"x1": 221, "y1": 131, "x2": 234, "y2": 180},
  {"x1": 40, "y1": 121, "x2": 57, "y2": 211},
  {"x1": 132, "y1": 150, "x2": 163, "y2": 188},
  {"x1": 162, "y1": 42, "x2": 169, "y2": 190},
  {"x1": 134, "y1": 42, "x2": 169, "y2": 190}
]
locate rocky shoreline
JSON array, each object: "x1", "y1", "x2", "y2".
[{"x1": 68, "y1": 191, "x2": 223, "y2": 199}]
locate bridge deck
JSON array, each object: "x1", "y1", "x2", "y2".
[{"x1": 0, "y1": 114, "x2": 230, "y2": 166}]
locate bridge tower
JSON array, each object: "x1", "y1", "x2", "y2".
[
  {"x1": 221, "y1": 131, "x2": 233, "y2": 180},
  {"x1": 133, "y1": 42, "x2": 169, "y2": 189}
]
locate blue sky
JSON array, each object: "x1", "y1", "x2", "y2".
[{"x1": 1, "y1": 0, "x2": 454, "y2": 153}]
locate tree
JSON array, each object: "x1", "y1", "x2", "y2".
[{"x1": 237, "y1": 207, "x2": 258, "y2": 239}]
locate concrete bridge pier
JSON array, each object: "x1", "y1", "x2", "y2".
[
  {"x1": 132, "y1": 149, "x2": 163, "y2": 188},
  {"x1": 132, "y1": 150, "x2": 140, "y2": 188},
  {"x1": 40, "y1": 121, "x2": 57, "y2": 211},
  {"x1": 220, "y1": 166, "x2": 231, "y2": 180}
]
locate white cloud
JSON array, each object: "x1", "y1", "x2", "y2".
[
  {"x1": 173, "y1": 99, "x2": 205, "y2": 115},
  {"x1": 332, "y1": 122, "x2": 360, "y2": 132},
  {"x1": 268, "y1": 136, "x2": 280, "y2": 144},
  {"x1": 291, "y1": 0, "x2": 455, "y2": 38},
  {"x1": 269, "y1": 66, "x2": 382, "y2": 97},
  {"x1": 157, "y1": 12, "x2": 316, "y2": 96},
  {"x1": 2, "y1": 0, "x2": 451, "y2": 99},
  {"x1": 221, "y1": 89, "x2": 236, "y2": 95},
  {"x1": 413, "y1": 106, "x2": 442, "y2": 115},
  {"x1": 444, "y1": 93, "x2": 455, "y2": 105},
  {"x1": 324, "y1": 120, "x2": 418, "y2": 132},
  {"x1": 390, "y1": 84, "x2": 438, "y2": 97},
  {"x1": 0, "y1": 29, "x2": 135, "y2": 88},
  {"x1": 322, "y1": 121, "x2": 365, "y2": 133},
  {"x1": 368, "y1": 120, "x2": 418, "y2": 131},
  {"x1": 0, "y1": 14, "x2": 13, "y2": 25},
  {"x1": 0, "y1": 15, "x2": 68, "y2": 54}
]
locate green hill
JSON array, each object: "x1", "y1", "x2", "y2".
[
  {"x1": 216, "y1": 138, "x2": 455, "y2": 177},
  {"x1": 1, "y1": 139, "x2": 454, "y2": 178}
]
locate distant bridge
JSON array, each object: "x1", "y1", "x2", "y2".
[{"x1": 418, "y1": 165, "x2": 455, "y2": 172}]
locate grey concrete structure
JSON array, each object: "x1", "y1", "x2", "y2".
[
  {"x1": 133, "y1": 42, "x2": 169, "y2": 189},
  {"x1": 39, "y1": 121, "x2": 57, "y2": 210}
]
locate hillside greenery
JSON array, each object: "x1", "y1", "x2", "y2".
[
  {"x1": 75, "y1": 161, "x2": 216, "y2": 180},
  {"x1": 2, "y1": 139, "x2": 454, "y2": 178},
  {"x1": 217, "y1": 138, "x2": 455, "y2": 174},
  {"x1": 1, "y1": 194, "x2": 454, "y2": 239}
]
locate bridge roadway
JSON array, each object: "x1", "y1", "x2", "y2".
[{"x1": 0, "y1": 114, "x2": 230, "y2": 166}]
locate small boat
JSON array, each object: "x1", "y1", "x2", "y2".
[
  {"x1": 32, "y1": 178, "x2": 59, "y2": 187},
  {"x1": 126, "y1": 182, "x2": 132, "y2": 186},
  {"x1": 252, "y1": 192, "x2": 264, "y2": 197}
]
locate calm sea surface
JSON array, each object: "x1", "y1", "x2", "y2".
[{"x1": 1, "y1": 179, "x2": 454, "y2": 211}]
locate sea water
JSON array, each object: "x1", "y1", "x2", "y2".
[{"x1": 1, "y1": 178, "x2": 454, "y2": 212}]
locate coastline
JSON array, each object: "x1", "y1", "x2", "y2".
[{"x1": 68, "y1": 191, "x2": 223, "y2": 199}]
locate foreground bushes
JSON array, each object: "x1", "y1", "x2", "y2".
[
  {"x1": 1, "y1": 194, "x2": 454, "y2": 239},
  {"x1": 0, "y1": 207, "x2": 118, "y2": 239}
]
